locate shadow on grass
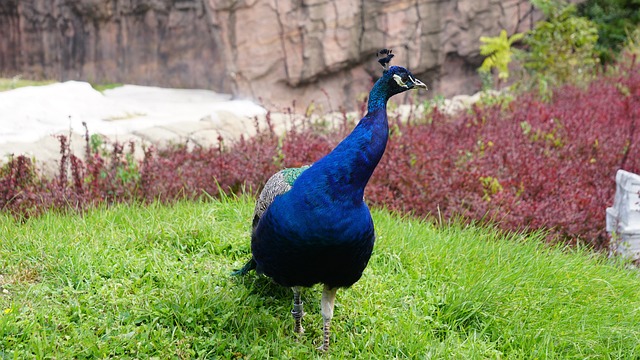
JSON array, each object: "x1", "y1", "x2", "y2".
[{"x1": 233, "y1": 271, "x2": 292, "y2": 300}]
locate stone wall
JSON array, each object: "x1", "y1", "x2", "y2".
[{"x1": 0, "y1": 0, "x2": 540, "y2": 110}]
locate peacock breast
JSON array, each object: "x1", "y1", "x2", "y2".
[
  {"x1": 252, "y1": 193, "x2": 376, "y2": 288},
  {"x1": 275, "y1": 189, "x2": 374, "y2": 245}
]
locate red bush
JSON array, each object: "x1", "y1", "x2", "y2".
[{"x1": 370, "y1": 68, "x2": 640, "y2": 247}]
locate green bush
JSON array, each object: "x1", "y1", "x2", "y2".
[
  {"x1": 578, "y1": 0, "x2": 640, "y2": 63},
  {"x1": 478, "y1": 30, "x2": 524, "y2": 88},
  {"x1": 518, "y1": 1, "x2": 599, "y2": 98}
]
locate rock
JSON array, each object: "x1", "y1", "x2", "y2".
[
  {"x1": 189, "y1": 129, "x2": 225, "y2": 149},
  {"x1": 132, "y1": 126, "x2": 187, "y2": 149},
  {"x1": 0, "y1": 81, "x2": 268, "y2": 174},
  {"x1": 0, "y1": 132, "x2": 88, "y2": 176},
  {"x1": 204, "y1": 111, "x2": 258, "y2": 140},
  {"x1": 0, "y1": 0, "x2": 543, "y2": 111}
]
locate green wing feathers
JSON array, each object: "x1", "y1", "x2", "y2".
[
  {"x1": 234, "y1": 165, "x2": 310, "y2": 276},
  {"x1": 281, "y1": 165, "x2": 310, "y2": 186},
  {"x1": 252, "y1": 165, "x2": 310, "y2": 230}
]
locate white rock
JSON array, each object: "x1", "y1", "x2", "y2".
[
  {"x1": 607, "y1": 169, "x2": 640, "y2": 260},
  {"x1": 0, "y1": 82, "x2": 266, "y2": 145}
]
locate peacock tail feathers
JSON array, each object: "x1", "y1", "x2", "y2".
[{"x1": 230, "y1": 257, "x2": 256, "y2": 276}]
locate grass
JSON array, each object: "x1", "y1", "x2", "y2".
[
  {"x1": 0, "y1": 77, "x2": 123, "y2": 93},
  {"x1": 1, "y1": 197, "x2": 640, "y2": 358},
  {"x1": 90, "y1": 83, "x2": 124, "y2": 93},
  {"x1": 0, "y1": 77, "x2": 56, "y2": 91}
]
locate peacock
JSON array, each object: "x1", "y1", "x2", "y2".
[{"x1": 234, "y1": 49, "x2": 427, "y2": 351}]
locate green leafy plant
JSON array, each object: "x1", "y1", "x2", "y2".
[
  {"x1": 89, "y1": 134, "x2": 104, "y2": 155},
  {"x1": 518, "y1": 1, "x2": 600, "y2": 98},
  {"x1": 623, "y1": 26, "x2": 640, "y2": 57},
  {"x1": 479, "y1": 175, "x2": 503, "y2": 202},
  {"x1": 479, "y1": 30, "x2": 525, "y2": 82},
  {"x1": 115, "y1": 153, "x2": 140, "y2": 185},
  {"x1": 578, "y1": 0, "x2": 640, "y2": 63}
]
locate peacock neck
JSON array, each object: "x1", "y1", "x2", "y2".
[
  {"x1": 367, "y1": 75, "x2": 391, "y2": 113},
  {"x1": 291, "y1": 75, "x2": 392, "y2": 205},
  {"x1": 303, "y1": 105, "x2": 389, "y2": 204}
]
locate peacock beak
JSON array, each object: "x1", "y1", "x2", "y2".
[{"x1": 411, "y1": 77, "x2": 428, "y2": 90}]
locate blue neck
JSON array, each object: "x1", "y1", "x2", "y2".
[
  {"x1": 367, "y1": 74, "x2": 392, "y2": 113},
  {"x1": 289, "y1": 73, "x2": 393, "y2": 205},
  {"x1": 293, "y1": 92, "x2": 390, "y2": 204}
]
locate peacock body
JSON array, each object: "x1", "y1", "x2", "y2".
[{"x1": 235, "y1": 51, "x2": 427, "y2": 351}]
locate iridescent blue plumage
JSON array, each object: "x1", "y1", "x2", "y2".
[{"x1": 236, "y1": 57, "x2": 427, "y2": 351}]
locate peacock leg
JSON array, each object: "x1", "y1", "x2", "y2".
[
  {"x1": 291, "y1": 286, "x2": 305, "y2": 333},
  {"x1": 317, "y1": 284, "x2": 338, "y2": 352}
]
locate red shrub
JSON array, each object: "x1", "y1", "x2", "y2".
[
  {"x1": 368, "y1": 67, "x2": 640, "y2": 247},
  {"x1": 136, "y1": 115, "x2": 341, "y2": 201}
]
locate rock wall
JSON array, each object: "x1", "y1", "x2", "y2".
[{"x1": 0, "y1": 0, "x2": 540, "y2": 110}]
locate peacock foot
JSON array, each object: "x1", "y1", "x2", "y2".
[
  {"x1": 291, "y1": 302, "x2": 305, "y2": 333},
  {"x1": 316, "y1": 319, "x2": 330, "y2": 352}
]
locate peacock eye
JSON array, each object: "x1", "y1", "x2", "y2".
[{"x1": 392, "y1": 73, "x2": 409, "y2": 88}]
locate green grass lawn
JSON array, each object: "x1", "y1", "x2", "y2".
[
  {"x1": 0, "y1": 77, "x2": 122, "y2": 92},
  {"x1": 1, "y1": 196, "x2": 640, "y2": 359},
  {"x1": 0, "y1": 78, "x2": 56, "y2": 91}
]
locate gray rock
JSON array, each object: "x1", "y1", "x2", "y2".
[{"x1": 0, "y1": 0, "x2": 545, "y2": 110}]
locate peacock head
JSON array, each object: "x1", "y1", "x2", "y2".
[{"x1": 376, "y1": 49, "x2": 428, "y2": 97}]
